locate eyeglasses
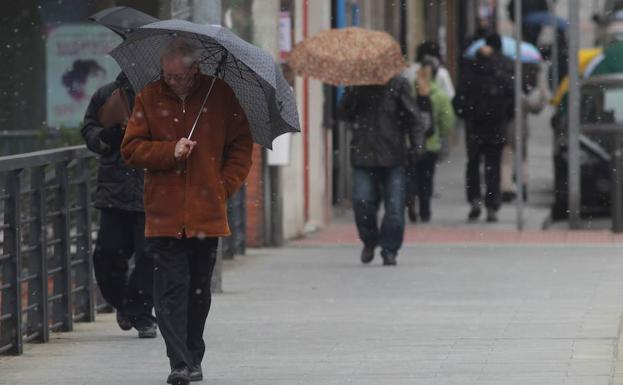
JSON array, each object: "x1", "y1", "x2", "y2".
[{"x1": 162, "y1": 66, "x2": 194, "y2": 83}]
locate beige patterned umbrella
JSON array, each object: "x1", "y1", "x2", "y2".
[{"x1": 287, "y1": 27, "x2": 407, "y2": 86}]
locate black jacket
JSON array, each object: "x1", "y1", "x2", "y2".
[
  {"x1": 338, "y1": 76, "x2": 430, "y2": 168},
  {"x1": 453, "y1": 53, "x2": 515, "y2": 143},
  {"x1": 81, "y1": 73, "x2": 144, "y2": 212}
]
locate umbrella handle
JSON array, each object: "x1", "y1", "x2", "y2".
[{"x1": 187, "y1": 75, "x2": 217, "y2": 141}]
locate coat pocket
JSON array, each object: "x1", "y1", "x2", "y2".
[{"x1": 144, "y1": 184, "x2": 182, "y2": 225}]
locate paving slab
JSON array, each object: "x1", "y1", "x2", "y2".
[{"x1": 2, "y1": 244, "x2": 623, "y2": 385}]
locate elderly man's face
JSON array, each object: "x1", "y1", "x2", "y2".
[{"x1": 162, "y1": 56, "x2": 198, "y2": 97}]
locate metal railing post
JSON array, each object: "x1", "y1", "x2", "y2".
[
  {"x1": 74, "y1": 158, "x2": 94, "y2": 322},
  {"x1": 568, "y1": 0, "x2": 581, "y2": 228},
  {"x1": 52, "y1": 162, "x2": 73, "y2": 332},
  {"x1": 28, "y1": 166, "x2": 49, "y2": 342},
  {"x1": 1, "y1": 170, "x2": 23, "y2": 354}
]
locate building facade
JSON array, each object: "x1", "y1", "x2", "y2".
[{"x1": 0, "y1": 0, "x2": 489, "y2": 251}]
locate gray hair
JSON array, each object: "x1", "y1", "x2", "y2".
[{"x1": 160, "y1": 38, "x2": 200, "y2": 66}]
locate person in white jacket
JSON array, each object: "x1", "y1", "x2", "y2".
[{"x1": 403, "y1": 41, "x2": 455, "y2": 100}]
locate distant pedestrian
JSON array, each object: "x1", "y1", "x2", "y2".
[
  {"x1": 453, "y1": 33, "x2": 515, "y2": 222},
  {"x1": 121, "y1": 39, "x2": 253, "y2": 385},
  {"x1": 407, "y1": 58, "x2": 456, "y2": 222},
  {"x1": 465, "y1": 17, "x2": 492, "y2": 47},
  {"x1": 508, "y1": 0, "x2": 549, "y2": 45},
  {"x1": 81, "y1": 72, "x2": 157, "y2": 339},
  {"x1": 501, "y1": 63, "x2": 548, "y2": 202},
  {"x1": 339, "y1": 76, "x2": 429, "y2": 266},
  {"x1": 403, "y1": 41, "x2": 455, "y2": 99}
]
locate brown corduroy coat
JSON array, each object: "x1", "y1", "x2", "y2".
[{"x1": 121, "y1": 74, "x2": 253, "y2": 238}]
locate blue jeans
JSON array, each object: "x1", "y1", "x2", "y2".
[{"x1": 352, "y1": 166, "x2": 406, "y2": 256}]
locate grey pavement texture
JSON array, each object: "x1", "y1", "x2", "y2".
[{"x1": 2, "y1": 244, "x2": 623, "y2": 385}]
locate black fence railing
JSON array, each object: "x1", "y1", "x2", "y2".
[
  {"x1": 0, "y1": 144, "x2": 246, "y2": 355},
  {"x1": 0, "y1": 146, "x2": 96, "y2": 355}
]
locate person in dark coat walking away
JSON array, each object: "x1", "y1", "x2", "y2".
[
  {"x1": 508, "y1": 0, "x2": 549, "y2": 45},
  {"x1": 81, "y1": 72, "x2": 157, "y2": 338},
  {"x1": 339, "y1": 76, "x2": 429, "y2": 266},
  {"x1": 121, "y1": 39, "x2": 253, "y2": 385},
  {"x1": 453, "y1": 33, "x2": 515, "y2": 222}
]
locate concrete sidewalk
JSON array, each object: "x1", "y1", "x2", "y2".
[{"x1": 3, "y1": 243, "x2": 623, "y2": 385}]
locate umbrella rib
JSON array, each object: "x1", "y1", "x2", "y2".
[
  {"x1": 199, "y1": 48, "x2": 226, "y2": 67},
  {"x1": 227, "y1": 56, "x2": 263, "y2": 87}
]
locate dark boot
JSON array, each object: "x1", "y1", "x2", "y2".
[
  {"x1": 133, "y1": 315, "x2": 157, "y2": 338},
  {"x1": 189, "y1": 365, "x2": 203, "y2": 382},
  {"x1": 381, "y1": 250, "x2": 397, "y2": 266},
  {"x1": 486, "y1": 208, "x2": 498, "y2": 223},
  {"x1": 468, "y1": 201, "x2": 482, "y2": 221},
  {"x1": 116, "y1": 312, "x2": 132, "y2": 331},
  {"x1": 167, "y1": 366, "x2": 190, "y2": 385},
  {"x1": 360, "y1": 245, "x2": 375, "y2": 264}
]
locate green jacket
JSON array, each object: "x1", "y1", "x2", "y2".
[{"x1": 414, "y1": 81, "x2": 456, "y2": 153}]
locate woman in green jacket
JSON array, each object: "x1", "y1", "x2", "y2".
[{"x1": 408, "y1": 58, "x2": 456, "y2": 222}]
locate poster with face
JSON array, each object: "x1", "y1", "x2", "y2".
[{"x1": 46, "y1": 24, "x2": 121, "y2": 128}]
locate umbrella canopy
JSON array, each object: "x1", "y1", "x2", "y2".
[
  {"x1": 588, "y1": 41, "x2": 623, "y2": 77},
  {"x1": 523, "y1": 11, "x2": 568, "y2": 30},
  {"x1": 551, "y1": 47, "x2": 602, "y2": 106},
  {"x1": 109, "y1": 19, "x2": 300, "y2": 148},
  {"x1": 464, "y1": 36, "x2": 543, "y2": 63},
  {"x1": 287, "y1": 27, "x2": 406, "y2": 86},
  {"x1": 88, "y1": 6, "x2": 159, "y2": 38}
]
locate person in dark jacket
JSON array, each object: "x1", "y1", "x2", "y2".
[
  {"x1": 453, "y1": 33, "x2": 515, "y2": 222},
  {"x1": 339, "y1": 76, "x2": 429, "y2": 266},
  {"x1": 508, "y1": 0, "x2": 549, "y2": 45},
  {"x1": 81, "y1": 72, "x2": 156, "y2": 338}
]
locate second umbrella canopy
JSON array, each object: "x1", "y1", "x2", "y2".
[
  {"x1": 465, "y1": 36, "x2": 543, "y2": 63},
  {"x1": 287, "y1": 27, "x2": 406, "y2": 86}
]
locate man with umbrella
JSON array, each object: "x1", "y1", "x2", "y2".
[
  {"x1": 81, "y1": 7, "x2": 158, "y2": 338},
  {"x1": 121, "y1": 38, "x2": 253, "y2": 384}
]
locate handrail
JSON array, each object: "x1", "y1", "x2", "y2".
[
  {"x1": 0, "y1": 145, "x2": 91, "y2": 172},
  {"x1": 0, "y1": 145, "x2": 97, "y2": 355}
]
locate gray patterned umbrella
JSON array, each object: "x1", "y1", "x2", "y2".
[{"x1": 109, "y1": 19, "x2": 300, "y2": 148}]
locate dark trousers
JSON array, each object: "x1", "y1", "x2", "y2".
[
  {"x1": 352, "y1": 166, "x2": 406, "y2": 255},
  {"x1": 93, "y1": 208, "x2": 153, "y2": 321},
  {"x1": 465, "y1": 136, "x2": 504, "y2": 210},
  {"x1": 407, "y1": 152, "x2": 438, "y2": 217},
  {"x1": 149, "y1": 236, "x2": 218, "y2": 369}
]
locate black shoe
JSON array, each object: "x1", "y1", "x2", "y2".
[
  {"x1": 419, "y1": 202, "x2": 431, "y2": 223},
  {"x1": 468, "y1": 203, "x2": 482, "y2": 221},
  {"x1": 189, "y1": 365, "x2": 203, "y2": 382},
  {"x1": 116, "y1": 312, "x2": 132, "y2": 331},
  {"x1": 407, "y1": 202, "x2": 417, "y2": 223},
  {"x1": 360, "y1": 245, "x2": 375, "y2": 264},
  {"x1": 501, "y1": 191, "x2": 516, "y2": 203},
  {"x1": 381, "y1": 251, "x2": 397, "y2": 266},
  {"x1": 167, "y1": 366, "x2": 190, "y2": 385},
  {"x1": 486, "y1": 209, "x2": 498, "y2": 223},
  {"x1": 137, "y1": 323, "x2": 157, "y2": 339}
]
